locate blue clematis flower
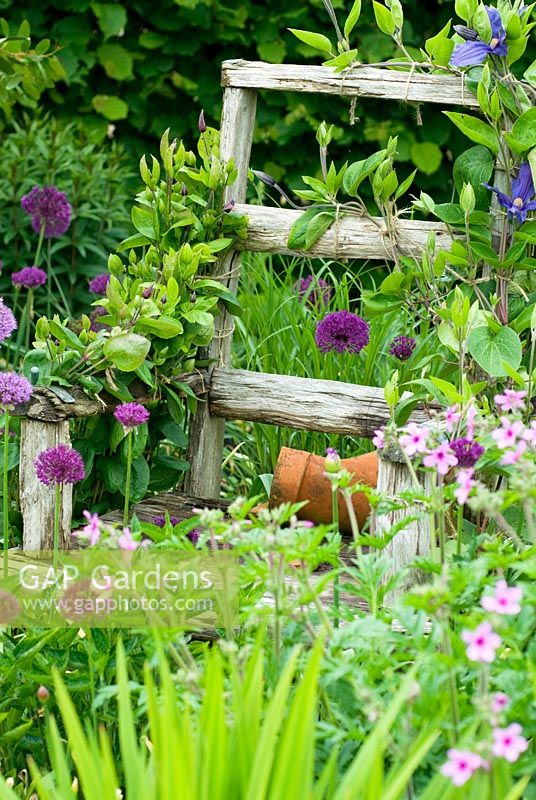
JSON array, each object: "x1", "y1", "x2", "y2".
[
  {"x1": 450, "y1": 6, "x2": 508, "y2": 67},
  {"x1": 483, "y1": 163, "x2": 536, "y2": 224}
]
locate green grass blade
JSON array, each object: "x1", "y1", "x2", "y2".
[{"x1": 382, "y1": 728, "x2": 440, "y2": 800}]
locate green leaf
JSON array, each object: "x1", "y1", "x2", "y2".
[
  {"x1": 342, "y1": 151, "x2": 385, "y2": 196},
  {"x1": 410, "y1": 142, "x2": 442, "y2": 175},
  {"x1": 91, "y1": 94, "x2": 128, "y2": 121},
  {"x1": 103, "y1": 332, "x2": 151, "y2": 372},
  {"x1": 323, "y1": 50, "x2": 358, "y2": 71},
  {"x1": 117, "y1": 233, "x2": 152, "y2": 252},
  {"x1": 96, "y1": 43, "x2": 133, "y2": 80},
  {"x1": 287, "y1": 208, "x2": 335, "y2": 251},
  {"x1": 425, "y1": 20, "x2": 454, "y2": 66},
  {"x1": 373, "y1": 1, "x2": 396, "y2": 35},
  {"x1": 509, "y1": 108, "x2": 536, "y2": 151},
  {"x1": 131, "y1": 206, "x2": 156, "y2": 239},
  {"x1": 134, "y1": 315, "x2": 184, "y2": 339},
  {"x1": 467, "y1": 325, "x2": 522, "y2": 377},
  {"x1": 443, "y1": 112, "x2": 499, "y2": 155},
  {"x1": 453, "y1": 145, "x2": 494, "y2": 209},
  {"x1": 287, "y1": 29, "x2": 333, "y2": 56},
  {"x1": 91, "y1": 3, "x2": 127, "y2": 38},
  {"x1": 344, "y1": 0, "x2": 362, "y2": 39}
]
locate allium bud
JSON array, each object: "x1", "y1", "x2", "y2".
[
  {"x1": 37, "y1": 685, "x2": 49, "y2": 702},
  {"x1": 198, "y1": 110, "x2": 207, "y2": 133},
  {"x1": 325, "y1": 447, "x2": 341, "y2": 473}
]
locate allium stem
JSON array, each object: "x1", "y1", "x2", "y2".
[
  {"x1": 34, "y1": 222, "x2": 45, "y2": 267},
  {"x1": 3, "y1": 410, "x2": 10, "y2": 579},
  {"x1": 331, "y1": 486, "x2": 340, "y2": 628},
  {"x1": 456, "y1": 504, "x2": 464, "y2": 556},
  {"x1": 53, "y1": 482, "x2": 61, "y2": 570},
  {"x1": 123, "y1": 431, "x2": 133, "y2": 527}
]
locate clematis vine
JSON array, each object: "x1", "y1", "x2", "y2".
[
  {"x1": 450, "y1": 6, "x2": 507, "y2": 67},
  {"x1": 484, "y1": 162, "x2": 536, "y2": 224}
]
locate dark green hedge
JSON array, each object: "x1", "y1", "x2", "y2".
[{"x1": 7, "y1": 0, "x2": 472, "y2": 199}]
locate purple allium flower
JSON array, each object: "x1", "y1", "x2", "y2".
[
  {"x1": 34, "y1": 444, "x2": 85, "y2": 486},
  {"x1": 315, "y1": 311, "x2": 369, "y2": 354},
  {"x1": 88, "y1": 273, "x2": 110, "y2": 295},
  {"x1": 450, "y1": 6, "x2": 508, "y2": 67},
  {"x1": 0, "y1": 372, "x2": 32, "y2": 409},
  {"x1": 11, "y1": 266, "x2": 47, "y2": 289},
  {"x1": 0, "y1": 298, "x2": 17, "y2": 342},
  {"x1": 388, "y1": 335, "x2": 416, "y2": 361},
  {"x1": 450, "y1": 437, "x2": 485, "y2": 467},
  {"x1": 114, "y1": 402, "x2": 150, "y2": 429},
  {"x1": 295, "y1": 274, "x2": 332, "y2": 308},
  {"x1": 484, "y1": 163, "x2": 536, "y2": 224},
  {"x1": 153, "y1": 514, "x2": 180, "y2": 527},
  {"x1": 21, "y1": 186, "x2": 72, "y2": 238}
]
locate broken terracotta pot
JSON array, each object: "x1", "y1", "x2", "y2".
[{"x1": 269, "y1": 446, "x2": 378, "y2": 534}]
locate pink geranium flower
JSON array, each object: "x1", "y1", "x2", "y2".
[
  {"x1": 461, "y1": 621, "x2": 501, "y2": 663},
  {"x1": 445, "y1": 405, "x2": 461, "y2": 433},
  {"x1": 494, "y1": 389, "x2": 527, "y2": 412},
  {"x1": 81, "y1": 510, "x2": 101, "y2": 546},
  {"x1": 399, "y1": 422, "x2": 430, "y2": 456},
  {"x1": 491, "y1": 418, "x2": 525, "y2": 449},
  {"x1": 500, "y1": 440, "x2": 528, "y2": 465},
  {"x1": 423, "y1": 443, "x2": 458, "y2": 475},
  {"x1": 372, "y1": 427, "x2": 385, "y2": 449},
  {"x1": 117, "y1": 527, "x2": 139, "y2": 551},
  {"x1": 492, "y1": 724, "x2": 528, "y2": 763},
  {"x1": 491, "y1": 692, "x2": 510, "y2": 714},
  {"x1": 440, "y1": 749, "x2": 487, "y2": 786},
  {"x1": 481, "y1": 580, "x2": 523, "y2": 615},
  {"x1": 466, "y1": 404, "x2": 478, "y2": 440},
  {"x1": 454, "y1": 468, "x2": 476, "y2": 505}
]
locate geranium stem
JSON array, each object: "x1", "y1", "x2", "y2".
[
  {"x1": 3, "y1": 411, "x2": 10, "y2": 579},
  {"x1": 123, "y1": 431, "x2": 133, "y2": 527},
  {"x1": 332, "y1": 487, "x2": 340, "y2": 628}
]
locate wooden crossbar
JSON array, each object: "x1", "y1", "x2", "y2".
[
  {"x1": 221, "y1": 60, "x2": 479, "y2": 108},
  {"x1": 208, "y1": 368, "x2": 431, "y2": 437},
  {"x1": 234, "y1": 203, "x2": 452, "y2": 261}
]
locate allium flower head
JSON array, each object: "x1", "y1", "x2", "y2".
[
  {"x1": 0, "y1": 372, "x2": 32, "y2": 409},
  {"x1": 315, "y1": 311, "x2": 369, "y2": 354},
  {"x1": 481, "y1": 580, "x2": 523, "y2": 615},
  {"x1": 295, "y1": 274, "x2": 332, "y2": 308},
  {"x1": 484, "y1": 162, "x2": 536, "y2": 224},
  {"x1": 34, "y1": 444, "x2": 85, "y2": 486},
  {"x1": 388, "y1": 335, "x2": 416, "y2": 361},
  {"x1": 90, "y1": 306, "x2": 108, "y2": 333},
  {"x1": 11, "y1": 266, "x2": 47, "y2": 289},
  {"x1": 89, "y1": 273, "x2": 110, "y2": 295},
  {"x1": 21, "y1": 185, "x2": 72, "y2": 238},
  {"x1": 114, "y1": 403, "x2": 150, "y2": 429},
  {"x1": 492, "y1": 724, "x2": 528, "y2": 763},
  {"x1": 450, "y1": 6, "x2": 507, "y2": 67},
  {"x1": 153, "y1": 514, "x2": 180, "y2": 527},
  {"x1": 462, "y1": 621, "x2": 501, "y2": 663},
  {"x1": 450, "y1": 437, "x2": 484, "y2": 467},
  {"x1": 0, "y1": 298, "x2": 17, "y2": 342},
  {"x1": 440, "y1": 749, "x2": 487, "y2": 786}
]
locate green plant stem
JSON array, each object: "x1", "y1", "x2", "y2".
[
  {"x1": 456, "y1": 504, "x2": 464, "y2": 556},
  {"x1": 54, "y1": 482, "x2": 61, "y2": 571},
  {"x1": 34, "y1": 223, "x2": 45, "y2": 267},
  {"x1": 437, "y1": 478, "x2": 445, "y2": 565},
  {"x1": 442, "y1": 627, "x2": 460, "y2": 745},
  {"x1": 342, "y1": 489, "x2": 361, "y2": 558},
  {"x1": 123, "y1": 431, "x2": 133, "y2": 527},
  {"x1": 332, "y1": 487, "x2": 340, "y2": 628},
  {"x1": 3, "y1": 411, "x2": 10, "y2": 579}
]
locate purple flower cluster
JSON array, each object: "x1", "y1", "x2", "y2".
[
  {"x1": 90, "y1": 306, "x2": 108, "y2": 333},
  {"x1": 295, "y1": 274, "x2": 332, "y2": 308},
  {"x1": 11, "y1": 266, "x2": 47, "y2": 289},
  {"x1": 153, "y1": 515, "x2": 200, "y2": 542},
  {"x1": 315, "y1": 311, "x2": 369, "y2": 354},
  {"x1": 21, "y1": 186, "x2": 72, "y2": 238},
  {"x1": 0, "y1": 299, "x2": 17, "y2": 342},
  {"x1": 450, "y1": 437, "x2": 485, "y2": 468},
  {"x1": 89, "y1": 273, "x2": 110, "y2": 295},
  {"x1": 114, "y1": 402, "x2": 150, "y2": 428},
  {"x1": 34, "y1": 444, "x2": 85, "y2": 486},
  {"x1": 0, "y1": 372, "x2": 32, "y2": 409},
  {"x1": 389, "y1": 335, "x2": 416, "y2": 361}
]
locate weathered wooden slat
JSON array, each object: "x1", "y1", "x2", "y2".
[
  {"x1": 185, "y1": 86, "x2": 258, "y2": 498},
  {"x1": 20, "y1": 419, "x2": 72, "y2": 550},
  {"x1": 208, "y1": 368, "x2": 431, "y2": 437},
  {"x1": 233, "y1": 204, "x2": 452, "y2": 261},
  {"x1": 221, "y1": 60, "x2": 479, "y2": 108},
  {"x1": 102, "y1": 493, "x2": 230, "y2": 525}
]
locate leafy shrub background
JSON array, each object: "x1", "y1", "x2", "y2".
[{"x1": 7, "y1": 0, "x2": 482, "y2": 200}]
